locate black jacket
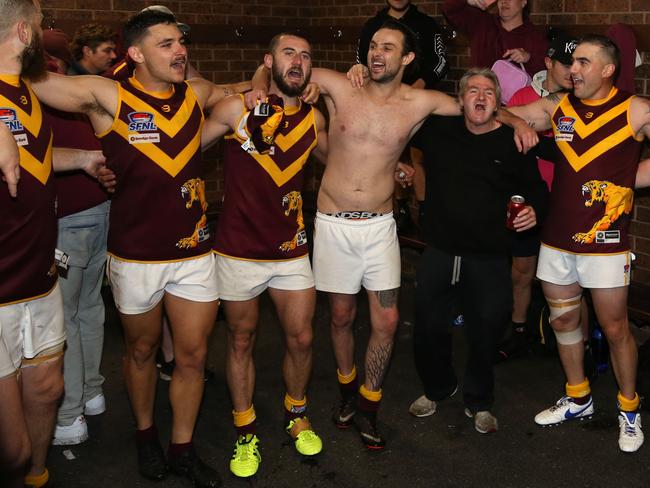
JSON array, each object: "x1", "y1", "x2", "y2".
[
  {"x1": 357, "y1": 4, "x2": 448, "y2": 88},
  {"x1": 411, "y1": 115, "x2": 548, "y2": 257}
]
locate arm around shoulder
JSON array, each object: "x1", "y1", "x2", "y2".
[
  {"x1": 424, "y1": 89, "x2": 461, "y2": 116},
  {"x1": 201, "y1": 94, "x2": 243, "y2": 150},
  {"x1": 630, "y1": 96, "x2": 650, "y2": 140},
  {"x1": 31, "y1": 72, "x2": 116, "y2": 115},
  {"x1": 312, "y1": 109, "x2": 328, "y2": 164}
]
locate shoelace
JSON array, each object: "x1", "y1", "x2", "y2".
[
  {"x1": 622, "y1": 414, "x2": 638, "y2": 436},
  {"x1": 549, "y1": 397, "x2": 570, "y2": 412},
  {"x1": 233, "y1": 436, "x2": 258, "y2": 461}
]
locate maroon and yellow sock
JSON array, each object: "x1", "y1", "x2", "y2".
[
  {"x1": 566, "y1": 379, "x2": 591, "y2": 405},
  {"x1": 135, "y1": 424, "x2": 159, "y2": 444},
  {"x1": 337, "y1": 366, "x2": 358, "y2": 399},
  {"x1": 284, "y1": 393, "x2": 307, "y2": 423},
  {"x1": 358, "y1": 384, "x2": 382, "y2": 414},
  {"x1": 617, "y1": 391, "x2": 640, "y2": 412},
  {"x1": 233, "y1": 404, "x2": 257, "y2": 437},
  {"x1": 168, "y1": 441, "x2": 192, "y2": 459},
  {"x1": 24, "y1": 468, "x2": 49, "y2": 488}
]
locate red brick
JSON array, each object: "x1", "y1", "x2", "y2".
[
  {"x1": 112, "y1": 0, "x2": 146, "y2": 11},
  {"x1": 631, "y1": 0, "x2": 650, "y2": 10},
  {"x1": 610, "y1": 13, "x2": 645, "y2": 23},
  {"x1": 576, "y1": 13, "x2": 612, "y2": 24},
  {"x1": 535, "y1": 0, "x2": 564, "y2": 13},
  {"x1": 635, "y1": 205, "x2": 650, "y2": 222},
  {"x1": 565, "y1": 0, "x2": 596, "y2": 11},
  {"x1": 594, "y1": 0, "x2": 631, "y2": 11},
  {"x1": 630, "y1": 221, "x2": 650, "y2": 239},
  {"x1": 548, "y1": 13, "x2": 577, "y2": 24},
  {"x1": 75, "y1": 0, "x2": 109, "y2": 9}
]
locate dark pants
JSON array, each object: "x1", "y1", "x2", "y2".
[{"x1": 414, "y1": 246, "x2": 512, "y2": 412}]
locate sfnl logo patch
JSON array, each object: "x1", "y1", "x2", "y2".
[
  {"x1": 127, "y1": 111, "x2": 160, "y2": 144},
  {"x1": 0, "y1": 107, "x2": 28, "y2": 146},
  {"x1": 555, "y1": 116, "x2": 575, "y2": 142}
]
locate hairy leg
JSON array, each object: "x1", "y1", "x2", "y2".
[
  {"x1": 364, "y1": 288, "x2": 399, "y2": 391},
  {"x1": 269, "y1": 287, "x2": 316, "y2": 400},
  {"x1": 223, "y1": 298, "x2": 260, "y2": 413},
  {"x1": 165, "y1": 294, "x2": 219, "y2": 443}
]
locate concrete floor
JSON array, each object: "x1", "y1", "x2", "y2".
[{"x1": 45, "y1": 282, "x2": 650, "y2": 488}]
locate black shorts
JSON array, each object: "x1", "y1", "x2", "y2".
[{"x1": 512, "y1": 227, "x2": 541, "y2": 258}]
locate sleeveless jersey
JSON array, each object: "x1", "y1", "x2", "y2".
[
  {"x1": 99, "y1": 77, "x2": 210, "y2": 262},
  {"x1": 542, "y1": 88, "x2": 643, "y2": 254},
  {"x1": 214, "y1": 96, "x2": 317, "y2": 261},
  {"x1": 0, "y1": 75, "x2": 57, "y2": 305}
]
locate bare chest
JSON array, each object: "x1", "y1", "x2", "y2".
[{"x1": 330, "y1": 96, "x2": 415, "y2": 149}]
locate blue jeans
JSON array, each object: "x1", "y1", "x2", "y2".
[{"x1": 56, "y1": 200, "x2": 110, "y2": 425}]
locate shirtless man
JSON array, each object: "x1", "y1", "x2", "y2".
[
  {"x1": 253, "y1": 18, "x2": 536, "y2": 449},
  {"x1": 508, "y1": 34, "x2": 650, "y2": 453}
]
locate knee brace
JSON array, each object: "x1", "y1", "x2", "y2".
[
  {"x1": 21, "y1": 343, "x2": 64, "y2": 369},
  {"x1": 546, "y1": 295, "x2": 583, "y2": 345},
  {"x1": 546, "y1": 295, "x2": 582, "y2": 322}
]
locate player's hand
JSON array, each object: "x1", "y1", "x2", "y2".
[
  {"x1": 0, "y1": 146, "x2": 20, "y2": 198},
  {"x1": 467, "y1": 0, "x2": 496, "y2": 11},
  {"x1": 300, "y1": 82, "x2": 320, "y2": 105},
  {"x1": 513, "y1": 121, "x2": 538, "y2": 154},
  {"x1": 503, "y1": 48, "x2": 531, "y2": 64},
  {"x1": 82, "y1": 150, "x2": 106, "y2": 178},
  {"x1": 97, "y1": 165, "x2": 116, "y2": 194},
  {"x1": 346, "y1": 64, "x2": 369, "y2": 89},
  {"x1": 395, "y1": 162, "x2": 415, "y2": 188},
  {"x1": 244, "y1": 89, "x2": 268, "y2": 110},
  {"x1": 513, "y1": 205, "x2": 536, "y2": 231}
]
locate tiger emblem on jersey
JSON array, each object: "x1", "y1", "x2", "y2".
[
  {"x1": 279, "y1": 191, "x2": 307, "y2": 251},
  {"x1": 176, "y1": 178, "x2": 209, "y2": 249},
  {"x1": 572, "y1": 179, "x2": 633, "y2": 244}
]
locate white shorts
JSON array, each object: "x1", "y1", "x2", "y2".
[
  {"x1": 215, "y1": 254, "x2": 314, "y2": 301},
  {"x1": 313, "y1": 212, "x2": 401, "y2": 294},
  {"x1": 536, "y1": 244, "x2": 631, "y2": 288},
  {"x1": 0, "y1": 283, "x2": 65, "y2": 378},
  {"x1": 107, "y1": 253, "x2": 219, "y2": 314}
]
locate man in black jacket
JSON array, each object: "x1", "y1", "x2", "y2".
[
  {"x1": 357, "y1": 1, "x2": 448, "y2": 88},
  {"x1": 408, "y1": 67, "x2": 547, "y2": 434}
]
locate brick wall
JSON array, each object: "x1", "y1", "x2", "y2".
[{"x1": 46, "y1": 0, "x2": 650, "y2": 283}]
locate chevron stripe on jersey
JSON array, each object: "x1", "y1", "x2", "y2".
[
  {"x1": 99, "y1": 78, "x2": 210, "y2": 262},
  {"x1": 0, "y1": 75, "x2": 57, "y2": 305},
  {"x1": 227, "y1": 98, "x2": 317, "y2": 188},
  {"x1": 215, "y1": 97, "x2": 317, "y2": 261},
  {"x1": 553, "y1": 88, "x2": 641, "y2": 173},
  {"x1": 543, "y1": 88, "x2": 643, "y2": 254},
  {"x1": 0, "y1": 75, "x2": 53, "y2": 184},
  {"x1": 107, "y1": 77, "x2": 202, "y2": 177}
]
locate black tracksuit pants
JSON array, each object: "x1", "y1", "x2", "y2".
[{"x1": 414, "y1": 246, "x2": 512, "y2": 412}]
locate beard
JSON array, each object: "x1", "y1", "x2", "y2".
[
  {"x1": 370, "y1": 66, "x2": 400, "y2": 84},
  {"x1": 271, "y1": 63, "x2": 311, "y2": 97},
  {"x1": 21, "y1": 32, "x2": 47, "y2": 82}
]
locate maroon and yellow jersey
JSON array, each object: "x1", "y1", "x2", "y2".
[
  {"x1": 0, "y1": 75, "x2": 56, "y2": 305},
  {"x1": 543, "y1": 88, "x2": 643, "y2": 254},
  {"x1": 99, "y1": 77, "x2": 210, "y2": 262},
  {"x1": 214, "y1": 96, "x2": 317, "y2": 261}
]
